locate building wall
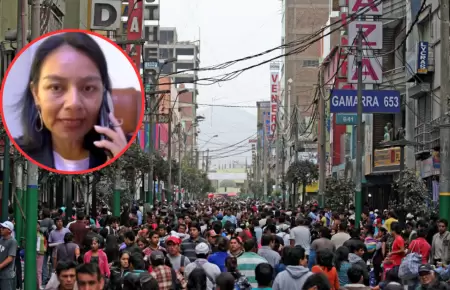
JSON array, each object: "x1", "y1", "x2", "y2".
[
  {"x1": 64, "y1": 0, "x2": 88, "y2": 29},
  {"x1": 0, "y1": 1, "x2": 18, "y2": 42}
]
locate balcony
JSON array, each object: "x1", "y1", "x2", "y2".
[
  {"x1": 414, "y1": 118, "x2": 440, "y2": 154},
  {"x1": 378, "y1": 66, "x2": 406, "y2": 94},
  {"x1": 382, "y1": 0, "x2": 406, "y2": 28}
]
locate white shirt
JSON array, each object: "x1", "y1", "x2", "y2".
[{"x1": 53, "y1": 151, "x2": 90, "y2": 171}]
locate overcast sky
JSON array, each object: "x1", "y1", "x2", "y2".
[{"x1": 159, "y1": 0, "x2": 282, "y2": 116}]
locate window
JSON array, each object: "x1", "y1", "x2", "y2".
[{"x1": 302, "y1": 59, "x2": 319, "y2": 67}]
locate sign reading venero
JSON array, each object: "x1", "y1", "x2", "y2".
[
  {"x1": 330, "y1": 89, "x2": 401, "y2": 113},
  {"x1": 270, "y1": 62, "x2": 280, "y2": 140}
]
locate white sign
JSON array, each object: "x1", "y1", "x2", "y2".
[
  {"x1": 91, "y1": 0, "x2": 122, "y2": 31},
  {"x1": 347, "y1": 55, "x2": 383, "y2": 84},
  {"x1": 348, "y1": 21, "x2": 383, "y2": 49},
  {"x1": 348, "y1": 0, "x2": 383, "y2": 16},
  {"x1": 270, "y1": 70, "x2": 279, "y2": 139}
]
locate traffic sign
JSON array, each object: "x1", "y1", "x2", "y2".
[
  {"x1": 91, "y1": 0, "x2": 122, "y2": 31},
  {"x1": 330, "y1": 90, "x2": 401, "y2": 114},
  {"x1": 336, "y1": 114, "x2": 358, "y2": 125}
]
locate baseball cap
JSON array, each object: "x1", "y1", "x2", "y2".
[
  {"x1": 195, "y1": 242, "x2": 210, "y2": 255},
  {"x1": 150, "y1": 250, "x2": 165, "y2": 261},
  {"x1": 166, "y1": 236, "x2": 181, "y2": 245},
  {"x1": 0, "y1": 221, "x2": 14, "y2": 232},
  {"x1": 418, "y1": 264, "x2": 434, "y2": 274}
]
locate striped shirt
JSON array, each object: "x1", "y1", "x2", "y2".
[{"x1": 237, "y1": 252, "x2": 268, "y2": 288}]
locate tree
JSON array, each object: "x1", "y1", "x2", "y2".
[
  {"x1": 219, "y1": 180, "x2": 236, "y2": 192},
  {"x1": 286, "y1": 160, "x2": 318, "y2": 205},
  {"x1": 249, "y1": 181, "x2": 263, "y2": 199},
  {"x1": 324, "y1": 177, "x2": 354, "y2": 210},
  {"x1": 391, "y1": 169, "x2": 436, "y2": 219}
]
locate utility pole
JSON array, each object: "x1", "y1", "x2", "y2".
[
  {"x1": 24, "y1": 1, "x2": 39, "y2": 289},
  {"x1": 167, "y1": 109, "x2": 173, "y2": 203},
  {"x1": 439, "y1": 1, "x2": 450, "y2": 224},
  {"x1": 318, "y1": 76, "x2": 326, "y2": 208},
  {"x1": 195, "y1": 149, "x2": 199, "y2": 170},
  {"x1": 263, "y1": 127, "x2": 268, "y2": 201},
  {"x1": 146, "y1": 73, "x2": 156, "y2": 206},
  {"x1": 205, "y1": 149, "x2": 210, "y2": 173},
  {"x1": 275, "y1": 93, "x2": 281, "y2": 194},
  {"x1": 14, "y1": 163, "x2": 23, "y2": 243},
  {"x1": 293, "y1": 83, "x2": 299, "y2": 206},
  {"x1": 281, "y1": 136, "x2": 287, "y2": 207},
  {"x1": 178, "y1": 123, "x2": 182, "y2": 202},
  {"x1": 355, "y1": 27, "x2": 364, "y2": 228}
]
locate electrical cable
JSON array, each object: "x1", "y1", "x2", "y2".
[
  {"x1": 209, "y1": 149, "x2": 253, "y2": 159},
  {"x1": 200, "y1": 133, "x2": 257, "y2": 152}
]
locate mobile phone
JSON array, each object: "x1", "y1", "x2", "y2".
[{"x1": 99, "y1": 91, "x2": 114, "y2": 158}]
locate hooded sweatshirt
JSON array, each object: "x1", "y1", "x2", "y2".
[
  {"x1": 272, "y1": 265, "x2": 312, "y2": 290},
  {"x1": 348, "y1": 253, "x2": 369, "y2": 286}
]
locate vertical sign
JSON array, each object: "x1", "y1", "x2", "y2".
[
  {"x1": 126, "y1": 0, "x2": 143, "y2": 69},
  {"x1": 417, "y1": 41, "x2": 429, "y2": 74},
  {"x1": 270, "y1": 62, "x2": 280, "y2": 140}
]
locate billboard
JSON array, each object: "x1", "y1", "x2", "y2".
[
  {"x1": 347, "y1": 55, "x2": 382, "y2": 84},
  {"x1": 348, "y1": 0, "x2": 383, "y2": 16},
  {"x1": 348, "y1": 21, "x2": 383, "y2": 49},
  {"x1": 417, "y1": 41, "x2": 429, "y2": 74},
  {"x1": 374, "y1": 147, "x2": 400, "y2": 167},
  {"x1": 330, "y1": 90, "x2": 401, "y2": 113},
  {"x1": 90, "y1": 0, "x2": 122, "y2": 31},
  {"x1": 126, "y1": 0, "x2": 143, "y2": 69},
  {"x1": 270, "y1": 68, "x2": 279, "y2": 140}
]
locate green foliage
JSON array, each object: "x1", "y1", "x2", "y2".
[
  {"x1": 239, "y1": 186, "x2": 246, "y2": 194},
  {"x1": 272, "y1": 188, "x2": 282, "y2": 197},
  {"x1": 181, "y1": 165, "x2": 213, "y2": 198},
  {"x1": 220, "y1": 180, "x2": 236, "y2": 188},
  {"x1": 249, "y1": 181, "x2": 263, "y2": 198},
  {"x1": 286, "y1": 160, "x2": 318, "y2": 184},
  {"x1": 391, "y1": 169, "x2": 437, "y2": 217},
  {"x1": 324, "y1": 177, "x2": 354, "y2": 210}
]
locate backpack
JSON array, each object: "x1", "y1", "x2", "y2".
[{"x1": 195, "y1": 262, "x2": 215, "y2": 285}]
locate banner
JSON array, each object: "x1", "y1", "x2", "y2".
[{"x1": 126, "y1": 0, "x2": 143, "y2": 69}]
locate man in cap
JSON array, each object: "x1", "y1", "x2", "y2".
[
  {"x1": 416, "y1": 264, "x2": 449, "y2": 289},
  {"x1": 166, "y1": 236, "x2": 190, "y2": 272},
  {"x1": 0, "y1": 221, "x2": 18, "y2": 290},
  {"x1": 150, "y1": 250, "x2": 177, "y2": 290},
  {"x1": 184, "y1": 242, "x2": 220, "y2": 290}
]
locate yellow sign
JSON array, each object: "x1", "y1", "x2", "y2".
[{"x1": 374, "y1": 147, "x2": 400, "y2": 167}]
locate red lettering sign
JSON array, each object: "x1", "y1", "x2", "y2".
[
  {"x1": 357, "y1": 23, "x2": 377, "y2": 47},
  {"x1": 348, "y1": 57, "x2": 381, "y2": 83},
  {"x1": 126, "y1": 0, "x2": 143, "y2": 69},
  {"x1": 349, "y1": 0, "x2": 381, "y2": 15}
]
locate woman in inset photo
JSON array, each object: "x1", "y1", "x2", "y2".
[{"x1": 15, "y1": 32, "x2": 130, "y2": 172}]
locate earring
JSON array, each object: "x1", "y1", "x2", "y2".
[{"x1": 35, "y1": 110, "x2": 43, "y2": 132}]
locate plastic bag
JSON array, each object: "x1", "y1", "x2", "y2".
[{"x1": 45, "y1": 273, "x2": 59, "y2": 289}]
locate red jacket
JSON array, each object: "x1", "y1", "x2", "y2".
[{"x1": 84, "y1": 249, "x2": 110, "y2": 277}]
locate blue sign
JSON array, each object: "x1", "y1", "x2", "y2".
[
  {"x1": 336, "y1": 114, "x2": 358, "y2": 125},
  {"x1": 417, "y1": 41, "x2": 428, "y2": 74},
  {"x1": 330, "y1": 90, "x2": 401, "y2": 113}
]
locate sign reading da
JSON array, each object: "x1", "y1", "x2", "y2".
[
  {"x1": 330, "y1": 89, "x2": 401, "y2": 114},
  {"x1": 91, "y1": 0, "x2": 122, "y2": 31}
]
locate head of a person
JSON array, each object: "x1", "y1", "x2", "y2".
[
  {"x1": 0, "y1": 221, "x2": 14, "y2": 238},
  {"x1": 129, "y1": 252, "x2": 146, "y2": 271},
  {"x1": 124, "y1": 230, "x2": 135, "y2": 246},
  {"x1": 350, "y1": 242, "x2": 365, "y2": 257},
  {"x1": 195, "y1": 242, "x2": 210, "y2": 259},
  {"x1": 56, "y1": 261, "x2": 77, "y2": 290},
  {"x1": 285, "y1": 246, "x2": 308, "y2": 267},
  {"x1": 302, "y1": 273, "x2": 331, "y2": 290},
  {"x1": 384, "y1": 282, "x2": 404, "y2": 290},
  {"x1": 189, "y1": 222, "x2": 201, "y2": 239},
  {"x1": 261, "y1": 234, "x2": 275, "y2": 248},
  {"x1": 417, "y1": 227, "x2": 428, "y2": 239},
  {"x1": 150, "y1": 250, "x2": 165, "y2": 267},
  {"x1": 319, "y1": 227, "x2": 331, "y2": 239},
  {"x1": 55, "y1": 216, "x2": 63, "y2": 228},
  {"x1": 91, "y1": 237, "x2": 100, "y2": 251},
  {"x1": 438, "y1": 219, "x2": 448, "y2": 234},
  {"x1": 136, "y1": 236, "x2": 149, "y2": 250},
  {"x1": 119, "y1": 251, "x2": 130, "y2": 269},
  {"x1": 165, "y1": 236, "x2": 181, "y2": 256},
  {"x1": 215, "y1": 272, "x2": 235, "y2": 290},
  {"x1": 255, "y1": 263, "x2": 273, "y2": 288},
  {"x1": 21, "y1": 32, "x2": 112, "y2": 152},
  {"x1": 391, "y1": 222, "x2": 402, "y2": 236},
  {"x1": 64, "y1": 232, "x2": 74, "y2": 244},
  {"x1": 347, "y1": 265, "x2": 365, "y2": 284},
  {"x1": 225, "y1": 256, "x2": 238, "y2": 273},
  {"x1": 418, "y1": 264, "x2": 437, "y2": 286},
  {"x1": 315, "y1": 249, "x2": 334, "y2": 270},
  {"x1": 243, "y1": 238, "x2": 256, "y2": 253},
  {"x1": 187, "y1": 267, "x2": 207, "y2": 290},
  {"x1": 149, "y1": 230, "x2": 159, "y2": 246},
  {"x1": 216, "y1": 236, "x2": 229, "y2": 252},
  {"x1": 334, "y1": 246, "x2": 349, "y2": 271},
  {"x1": 76, "y1": 263, "x2": 104, "y2": 290}
]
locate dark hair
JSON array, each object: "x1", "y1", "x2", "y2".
[
  {"x1": 215, "y1": 272, "x2": 235, "y2": 290},
  {"x1": 255, "y1": 263, "x2": 273, "y2": 287},
  {"x1": 285, "y1": 246, "x2": 306, "y2": 266},
  {"x1": 316, "y1": 249, "x2": 334, "y2": 271},
  {"x1": 334, "y1": 246, "x2": 349, "y2": 271},
  {"x1": 56, "y1": 261, "x2": 77, "y2": 276},
  {"x1": 216, "y1": 236, "x2": 229, "y2": 252},
  {"x1": 438, "y1": 219, "x2": 449, "y2": 227},
  {"x1": 261, "y1": 234, "x2": 274, "y2": 246},
  {"x1": 19, "y1": 32, "x2": 111, "y2": 155},
  {"x1": 365, "y1": 224, "x2": 375, "y2": 236},
  {"x1": 124, "y1": 231, "x2": 135, "y2": 241},
  {"x1": 302, "y1": 273, "x2": 331, "y2": 290},
  {"x1": 319, "y1": 227, "x2": 331, "y2": 239},
  {"x1": 349, "y1": 241, "x2": 365, "y2": 253},
  {"x1": 243, "y1": 239, "x2": 256, "y2": 252},
  {"x1": 225, "y1": 256, "x2": 238, "y2": 273},
  {"x1": 417, "y1": 228, "x2": 428, "y2": 238},
  {"x1": 63, "y1": 232, "x2": 74, "y2": 243},
  {"x1": 129, "y1": 253, "x2": 146, "y2": 270},
  {"x1": 347, "y1": 265, "x2": 364, "y2": 284},
  {"x1": 187, "y1": 267, "x2": 207, "y2": 290},
  {"x1": 76, "y1": 263, "x2": 102, "y2": 281}
]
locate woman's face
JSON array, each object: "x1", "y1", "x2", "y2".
[
  {"x1": 32, "y1": 45, "x2": 103, "y2": 142},
  {"x1": 91, "y1": 239, "x2": 99, "y2": 251},
  {"x1": 120, "y1": 253, "x2": 130, "y2": 268}
]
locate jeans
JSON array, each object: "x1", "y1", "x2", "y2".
[
  {"x1": 37, "y1": 255, "x2": 44, "y2": 288},
  {"x1": 0, "y1": 277, "x2": 16, "y2": 290},
  {"x1": 42, "y1": 251, "x2": 52, "y2": 285}
]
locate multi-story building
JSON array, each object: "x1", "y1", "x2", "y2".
[
  {"x1": 280, "y1": 0, "x2": 329, "y2": 165},
  {"x1": 256, "y1": 101, "x2": 271, "y2": 183}
]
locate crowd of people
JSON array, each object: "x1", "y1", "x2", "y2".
[{"x1": 0, "y1": 199, "x2": 449, "y2": 290}]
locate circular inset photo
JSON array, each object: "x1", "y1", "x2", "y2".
[{"x1": 1, "y1": 29, "x2": 144, "y2": 174}]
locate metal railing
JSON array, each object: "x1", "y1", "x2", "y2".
[
  {"x1": 379, "y1": 66, "x2": 406, "y2": 90},
  {"x1": 414, "y1": 117, "x2": 440, "y2": 153}
]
